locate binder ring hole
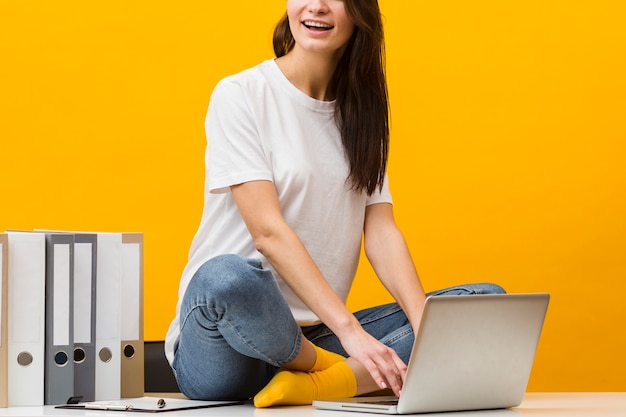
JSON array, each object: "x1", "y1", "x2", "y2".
[
  {"x1": 123, "y1": 344, "x2": 135, "y2": 359},
  {"x1": 55, "y1": 351, "x2": 69, "y2": 366},
  {"x1": 74, "y1": 348, "x2": 87, "y2": 363},
  {"x1": 74, "y1": 347, "x2": 86, "y2": 363},
  {"x1": 99, "y1": 347, "x2": 113, "y2": 363},
  {"x1": 17, "y1": 352, "x2": 33, "y2": 366}
]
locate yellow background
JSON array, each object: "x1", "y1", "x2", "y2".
[{"x1": 1, "y1": 1, "x2": 625, "y2": 392}]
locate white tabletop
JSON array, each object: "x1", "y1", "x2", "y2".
[{"x1": 1, "y1": 393, "x2": 625, "y2": 417}]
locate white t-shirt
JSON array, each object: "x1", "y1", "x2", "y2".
[{"x1": 165, "y1": 59, "x2": 392, "y2": 365}]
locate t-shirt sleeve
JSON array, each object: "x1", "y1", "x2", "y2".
[
  {"x1": 205, "y1": 78, "x2": 273, "y2": 194},
  {"x1": 366, "y1": 174, "x2": 393, "y2": 206}
]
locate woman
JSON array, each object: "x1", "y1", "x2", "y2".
[{"x1": 165, "y1": 0, "x2": 504, "y2": 407}]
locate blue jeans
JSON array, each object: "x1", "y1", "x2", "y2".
[{"x1": 172, "y1": 254, "x2": 505, "y2": 400}]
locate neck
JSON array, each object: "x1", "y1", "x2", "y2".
[{"x1": 275, "y1": 47, "x2": 343, "y2": 101}]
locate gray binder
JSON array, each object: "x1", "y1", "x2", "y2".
[
  {"x1": 44, "y1": 233, "x2": 75, "y2": 405},
  {"x1": 72, "y1": 234, "x2": 97, "y2": 402}
]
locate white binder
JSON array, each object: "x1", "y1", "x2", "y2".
[
  {"x1": 94, "y1": 233, "x2": 122, "y2": 401},
  {"x1": 0, "y1": 233, "x2": 8, "y2": 408},
  {"x1": 44, "y1": 233, "x2": 75, "y2": 405},
  {"x1": 120, "y1": 233, "x2": 144, "y2": 398},
  {"x1": 7, "y1": 232, "x2": 46, "y2": 406}
]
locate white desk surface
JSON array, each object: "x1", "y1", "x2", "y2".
[{"x1": 1, "y1": 393, "x2": 625, "y2": 417}]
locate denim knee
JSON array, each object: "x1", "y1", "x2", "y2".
[
  {"x1": 181, "y1": 255, "x2": 276, "y2": 322},
  {"x1": 179, "y1": 254, "x2": 302, "y2": 370},
  {"x1": 427, "y1": 282, "x2": 507, "y2": 297},
  {"x1": 191, "y1": 254, "x2": 268, "y2": 298},
  {"x1": 479, "y1": 283, "x2": 506, "y2": 294}
]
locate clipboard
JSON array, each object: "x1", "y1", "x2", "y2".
[{"x1": 56, "y1": 396, "x2": 243, "y2": 412}]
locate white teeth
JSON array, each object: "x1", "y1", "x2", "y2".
[{"x1": 303, "y1": 21, "x2": 333, "y2": 29}]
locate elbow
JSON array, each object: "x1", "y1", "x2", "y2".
[
  {"x1": 249, "y1": 221, "x2": 286, "y2": 257},
  {"x1": 363, "y1": 234, "x2": 383, "y2": 263},
  {"x1": 363, "y1": 225, "x2": 404, "y2": 260},
  {"x1": 252, "y1": 233, "x2": 270, "y2": 256}
]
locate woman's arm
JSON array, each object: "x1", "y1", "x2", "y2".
[
  {"x1": 363, "y1": 203, "x2": 427, "y2": 329},
  {"x1": 231, "y1": 180, "x2": 405, "y2": 395}
]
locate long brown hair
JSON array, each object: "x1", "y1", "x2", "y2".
[{"x1": 273, "y1": 0, "x2": 389, "y2": 196}]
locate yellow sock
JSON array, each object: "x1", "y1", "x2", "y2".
[
  {"x1": 310, "y1": 344, "x2": 345, "y2": 371},
  {"x1": 254, "y1": 361, "x2": 357, "y2": 408}
]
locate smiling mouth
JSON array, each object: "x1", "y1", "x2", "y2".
[{"x1": 302, "y1": 21, "x2": 334, "y2": 31}]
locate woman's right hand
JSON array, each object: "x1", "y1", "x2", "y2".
[{"x1": 338, "y1": 322, "x2": 407, "y2": 397}]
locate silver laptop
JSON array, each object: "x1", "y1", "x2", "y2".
[{"x1": 313, "y1": 293, "x2": 549, "y2": 414}]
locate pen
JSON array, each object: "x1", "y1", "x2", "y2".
[
  {"x1": 85, "y1": 404, "x2": 132, "y2": 411},
  {"x1": 157, "y1": 398, "x2": 166, "y2": 409}
]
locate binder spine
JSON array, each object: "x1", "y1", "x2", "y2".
[
  {"x1": 94, "y1": 233, "x2": 122, "y2": 401},
  {"x1": 120, "y1": 233, "x2": 144, "y2": 398},
  {"x1": 72, "y1": 234, "x2": 97, "y2": 402},
  {"x1": 7, "y1": 232, "x2": 46, "y2": 406},
  {"x1": 44, "y1": 234, "x2": 75, "y2": 405}
]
